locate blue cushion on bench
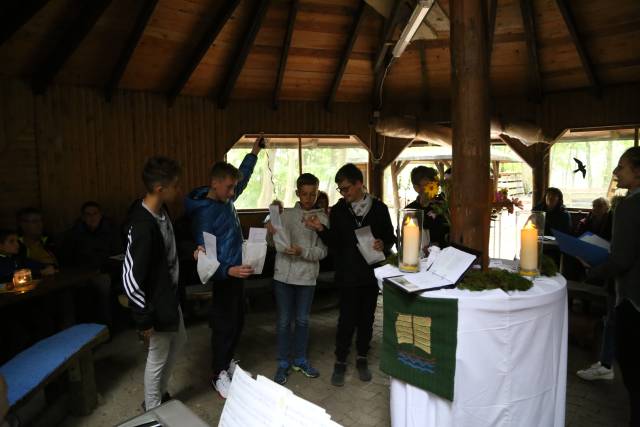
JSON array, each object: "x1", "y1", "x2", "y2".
[{"x1": 0, "y1": 323, "x2": 107, "y2": 407}]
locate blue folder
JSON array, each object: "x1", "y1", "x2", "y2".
[{"x1": 551, "y1": 229, "x2": 610, "y2": 266}]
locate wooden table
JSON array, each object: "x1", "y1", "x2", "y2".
[{"x1": 0, "y1": 269, "x2": 100, "y2": 308}]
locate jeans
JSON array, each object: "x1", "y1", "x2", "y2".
[
  {"x1": 210, "y1": 278, "x2": 245, "y2": 377},
  {"x1": 335, "y1": 284, "x2": 380, "y2": 363},
  {"x1": 273, "y1": 280, "x2": 316, "y2": 366},
  {"x1": 599, "y1": 293, "x2": 616, "y2": 368},
  {"x1": 144, "y1": 307, "x2": 186, "y2": 410}
]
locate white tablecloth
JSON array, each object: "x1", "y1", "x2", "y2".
[{"x1": 389, "y1": 274, "x2": 567, "y2": 427}]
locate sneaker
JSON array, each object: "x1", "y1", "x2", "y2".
[
  {"x1": 274, "y1": 365, "x2": 290, "y2": 385},
  {"x1": 228, "y1": 359, "x2": 240, "y2": 379},
  {"x1": 292, "y1": 359, "x2": 320, "y2": 378},
  {"x1": 356, "y1": 357, "x2": 372, "y2": 382},
  {"x1": 331, "y1": 362, "x2": 347, "y2": 387},
  {"x1": 576, "y1": 362, "x2": 614, "y2": 381},
  {"x1": 212, "y1": 371, "x2": 232, "y2": 399},
  {"x1": 140, "y1": 392, "x2": 172, "y2": 411}
]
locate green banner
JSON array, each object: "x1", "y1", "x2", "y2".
[{"x1": 380, "y1": 283, "x2": 458, "y2": 401}]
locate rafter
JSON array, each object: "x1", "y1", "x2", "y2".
[
  {"x1": 216, "y1": 0, "x2": 271, "y2": 109},
  {"x1": 373, "y1": 0, "x2": 404, "y2": 74},
  {"x1": 105, "y1": 0, "x2": 158, "y2": 102},
  {"x1": 273, "y1": 0, "x2": 299, "y2": 110},
  {"x1": 1, "y1": 0, "x2": 52, "y2": 46},
  {"x1": 487, "y1": 0, "x2": 497, "y2": 70},
  {"x1": 519, "y1": 0, "x2": 542, "y2": 102},
  {"x1": 326, "y1": 1, "x2": 367, "y2": 111},
  {"x1": 167, "y1": 0, "x2": 241, "y2": 106},
  {"x1": 32, "y1": 0, "x2": 112, "y2": 95},
  {"x1": 555, "y1": 0, "x2": 600, "y2": 96}
]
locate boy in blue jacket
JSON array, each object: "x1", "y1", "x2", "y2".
[{"x1": 186, "y1": 137, "x2": 263, "y2": 398}]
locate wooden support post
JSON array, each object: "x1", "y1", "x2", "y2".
[
  {"x1": 450, "y1": 0, "x2": 491, "y2": 268},
  {"x1": 499, "y1": 134, "x2": 550, "y2": 205},
  {"x1": 68, "y1": 352, "x2": 97, "y2": 416}
]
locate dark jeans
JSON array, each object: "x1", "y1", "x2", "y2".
[
  {"x1": 210, "y1": 278, "x2": 245, "y2": 377},
  {"x1": 616, "y1": 300, "x2": 640, "y2": 427},
  {"x1": 335, "y1": 284, "x2": 380, "y2": 363},
  {"x1": 599, "y1": 293, "x2": 616, "y2": 368},
  {"x1": 273, "y1": 280, "x2": 316, "y2": 366}
]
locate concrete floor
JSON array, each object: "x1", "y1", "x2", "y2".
[{"x1": 60, "y1": 292, "x2": 630, "y2": 427}]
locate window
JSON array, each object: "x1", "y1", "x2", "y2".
[
  {"x1": 226, "y1": 136, "x2": 369, "y2": 210},
  {"x1": 549, "y1": 128, "x2": 636, "y2": 209}
]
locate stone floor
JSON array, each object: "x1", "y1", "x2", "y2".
[{"x1": 61, "y1": 291, "x2": 630, "y2": 427}]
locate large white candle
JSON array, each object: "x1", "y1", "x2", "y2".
[
  {"x1": 402, "y1": 217, "x2": 421, "y2": 267},
  {"x1": 520, "y1": 220, "x2": 538, "y2": 271}
]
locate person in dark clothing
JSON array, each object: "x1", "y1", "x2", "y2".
[
  {"x1": 305, "y1": 163, "x2": 396, "y2": 387},
  {"x1": 404, "y1": 166, "x2": 449, "y2": 248},
  {"x1": 587, "y1": 147, "x2": 640, "y2": 427},
  {"x1": 533, "y1": 187, "x2": 572, "y2": 235},
  {"x1": 16, "y1": 208, "x2": 58, "y2": 268},
  {"x1": 0, "y1": 229, "x2": 54, "y2": 283},
  {"x1": 575, "y1": 197, "x2": 612, "y2": 241},
  {"x1": 186, "y1": 137, "x2": 263, "y2": 399},
  {"x1": 123, "y1": 156, "x2": 186, "y2": 411}
]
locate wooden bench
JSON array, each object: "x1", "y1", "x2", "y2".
[{"x1": 0, "y1": 323, "x2": 109, "y2": 420}]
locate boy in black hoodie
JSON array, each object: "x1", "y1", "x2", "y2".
[
  {"x1": 122, "y1": 156, "x2": 186, "y2": 411},
  {"x1": 305, "y1": 163, "x2": 395, "y2": 386}
]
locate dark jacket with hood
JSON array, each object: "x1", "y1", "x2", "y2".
[
  {"x1": 60, "y1": 219, "x2": 122, "y2": 270},
  {"x1": 533, "y1": 201, "x2": 572, "y2": 235},
  {"x1": 184, "y1": 153, "x2": 257, "y2": 281},
  {"x1": 122, "y1": 200, "x2": 180, "y2": 332},
  {"x1": 317, "y1": 196, "x2": 396, "y2": 287},
  {"x1": 405, "y1": 194, "x2": 449, "y2": 246}
]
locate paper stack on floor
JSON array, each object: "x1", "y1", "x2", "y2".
[{"x1": 219, "y1": 366, "x2": 342, "y2": 427}]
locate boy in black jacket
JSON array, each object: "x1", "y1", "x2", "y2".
[
  {"x1": 305, "y1": 163, "x2": 395, "y2": 386},
  {"x1": 123, "y1": 156, "x2": 186, "y2": 411}
]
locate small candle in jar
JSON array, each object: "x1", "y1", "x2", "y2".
[{"x1": 13, "y1": 269, "x2": 32, "y2": 288}]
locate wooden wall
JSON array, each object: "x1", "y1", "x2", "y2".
[
  {"x1": 0, "y1": 80, "x2": 371, "y2": 232},
  {"x1": 1, "y1": 79, "x2": 639, "y2": 233}
]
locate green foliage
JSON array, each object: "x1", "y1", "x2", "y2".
[
  {"x1": 384, "y1": 252, "x2": 399, "y2": 267},
  {"x1": 458, "y1": 269, "x2": 533, "y2": 292},
  {"x1": 540, "y1": 254, "x2": 558, "y2": 277}
]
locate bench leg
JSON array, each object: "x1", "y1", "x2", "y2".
[{"x1": 68, "y1": 352, "x2": 98, "y2": 416}]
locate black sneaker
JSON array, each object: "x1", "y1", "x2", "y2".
[
  {"x1": 356, "y1": 357, "x2": 372, "y2": 382},
  {"x1": 331, "y1": 362, "x2": 347, "y2": 387}
]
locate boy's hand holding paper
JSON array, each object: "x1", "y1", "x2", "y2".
[
  {"x1": 197, "y1": 232, "x2": 221, "y2": 284},
  {"x1": 355, "y1": 226, "x2": 386, "y2": 265}
]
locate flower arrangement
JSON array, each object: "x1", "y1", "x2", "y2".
[{"x1": 491, "y1": 188, "x2": 523, "y2": 220}]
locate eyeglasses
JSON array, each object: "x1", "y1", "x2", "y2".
[{"x1": 336, "y1": 184, "x2": 352, "y2": 194}]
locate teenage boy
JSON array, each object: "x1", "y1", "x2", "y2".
[
  {"x1": 123, "y1": 156, "x2": 186, "y2": 411},
  {"x1": 16, "y1": 208, "x2": 58, "y2": 267},
  {"x1": 305, "y1": 163, "x2": 395, "y2": 386},
  {"x1": 186, "y1": 137, "x2": 263, "y2": 398},
  {"x1": 405, "y1": 166, "x2": 449, "y2": 248},
  {"x1": 267, "y1": 173, "x2": 328, "y2": 385}
]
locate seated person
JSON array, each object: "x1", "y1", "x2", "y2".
[
  {"x1": 59, "y1": 201, "x2": 122, "y2": 270},
  {"x1": 533, "y1": 187, "x2": 572, "y2": 235},
  {"x1": 404, "y1": 166, "x2": 449, "y2": 249},
  {"x1": 0, "y1": 229, "x2": 55, "y2": 283},
  {"x1": 575, "y1": 197, "x2": 612, "y2": 241},
  {"x1": 16, "y1": 207, "x2": 58, "y2": 267}
]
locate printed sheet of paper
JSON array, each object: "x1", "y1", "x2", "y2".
[
  {"x1": 354, "y1": 226, "x2": 385, "y2": 265},
  {"x1": 249, "y1": 227, "x2": 268, "y2": 243},
  {"x1": 197, "y1": 232, "x2": 220, "y2": 284},
  {"x1": 269, "y1": 205, "x2": 291, "y2": 250},
  {"x1": 269, "y1": 204, "x2": 283, "y2": 229},
  {"x1": 243, "y1": 227, "x2": 268, "y2": 275},
  {"x1": 428, "y1": 246, "x2": 477, "y2": 283},
  {"x1": 387, "y1": 270, "x2": 453, "y2": 293}
]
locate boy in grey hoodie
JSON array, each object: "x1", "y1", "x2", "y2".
[{"x1": 267, "y1": 173, "x2": 328, "y2": 385}]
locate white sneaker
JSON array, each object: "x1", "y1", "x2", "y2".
[
  {"x1": 576, "y1": 362, "x2": 614, "y2": 381},
  {"x1": 213, "y1": 370, "x2": 232, "y2": 399},
  {"x1": 228, "y1": 359, "x2": 240, "y2": 379}
]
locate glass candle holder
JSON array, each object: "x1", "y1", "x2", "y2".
[
  {"x1": 516, "y1": 211, "x2": 545, "y2": 277},
  {"x1": 398, "y1": 209, "x2": 424, "y2": 273},
  {"x1": 13, "y1": 269, "x2": 33, "y2": 289}
]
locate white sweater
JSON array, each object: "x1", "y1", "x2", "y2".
[{"x1": 273, "y1": 203, "x2": 328, "y2": 286}]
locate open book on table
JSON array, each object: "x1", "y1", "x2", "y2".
[{"x1": 379, "y1": 245, "x2": 478, "y2": 294}]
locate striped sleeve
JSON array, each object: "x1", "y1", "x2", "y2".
[{"x1": 122, "y1": 224, "x2": 154, "y2": 330}]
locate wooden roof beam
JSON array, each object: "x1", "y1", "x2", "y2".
[
  {"x1": 373, "y1": 0, "x2": 405, "y2": 74},
  {"x1": 326, "y1": 1, "x2": 367, "y2": 112},
  {"x1": 216, "y1": 0, "x2": 271, "y2": 109},
  {"x1": 32, "y1": 0, "x2": 112, "y2": 95},
  {"x1": 1, "y1": 0, "x2": 52, "y2": 46},
  {"x1": 555, "y1": 0, "x2": 601, "y2": 96},
  {"x1": 519, "y1": 0, "x2": 542, "y2": 103},
  {"x1": 167, "y1": 0, "x2": 241, "y2": 106},
  {"x1": 105, "y1": 0, "x2": 158, "y2": 102},
  {"x1": 273, "y1": 0, "x2": 299, "y2": 110}
]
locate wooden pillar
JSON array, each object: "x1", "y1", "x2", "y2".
[
  {"x1": 531, "y1": 143, "x2": 550, "y2": 205},
  {"x1": 450, "y1": 0, "x2": 491, "y2": 267}
]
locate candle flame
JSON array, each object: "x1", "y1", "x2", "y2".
[
  {"x1": 523, "y1": 220, "x2": 536, "y2": 230},
  {"x1": 404, "y1": 216, "x2": 418, "y2": 227}
]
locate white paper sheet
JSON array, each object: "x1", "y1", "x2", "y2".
[
  {"x1": 197, "y1": 232, "x2": 220, "y2": 284},
  {"x1": 243, "y1": 242, "x2": 267, "y2": 275},
  {"x1": 387, "y1": 270, "x2": 453, "y2": 293},
  {"x1": 579, "y1": 232, "x2": 611, "y2": 251},
  {"x1": 269, "y1": 204, "x2": 283, "y2": 228},
  {"x1": 249, "y1": 227, "x2": 268, "y2": 243},
  {"x1": 429, "y1": 246, "x2": 477, "y2": 283},
  {"x1": 269, "y1": 205, "x2": 291, "y2": 250},
  {"x1": 354, "y1": 226, "x2": 385, "y2": 264}
]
